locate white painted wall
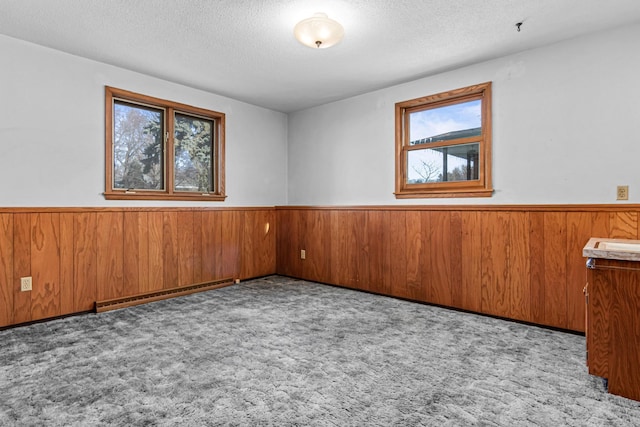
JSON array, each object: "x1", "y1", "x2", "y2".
[
  {"x1": 3, "y1": 23, "x2": 640, "y2": 208},
  {"x1": 287, "y1": 23, "x2": 640, "y2": 205},
  {"x1": 0, "y1": 35, "x2": 288, "y2": 207}
]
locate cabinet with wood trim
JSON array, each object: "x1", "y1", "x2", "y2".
[{"x1": 584, "y1": 251, "x2": 640, "y2": 402}]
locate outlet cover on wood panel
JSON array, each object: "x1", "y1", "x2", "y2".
[{"x1": 20, "y1": 277, "x2": 32, "y2": 291}]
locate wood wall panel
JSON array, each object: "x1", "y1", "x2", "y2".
[
  {"x1": 0, "y1": 207, "x2": 275, "y2": 328},
  {"x1": 509, "y1": 212, "x2": 530, "y2": 322},
  {"x1": 0, "y1": 214, "x2": 13, "y2": 326},
  {"x1": 460, "y1": 211, "x2": 482, "y2": 313},
  {"x1": 96, "y1": 212, "x2": 123, "y2": 301},
  {"x1": 210, "y1": 210, "x2": 223, "y2": 280},
  {"x1": 566, "y1": 212, "x2": 593, "y2": 332},
  {"x1": 220, "y1": 211, "x2": 240, "y2": 281},
  {"x1": 122, "y1": 212, "x2": 139, "y2": 296},
  {"x1": 192, "y1": 211, "x2": 203, "y2": 284},
  {"x1": 364, "y1": 210, "x2": 390, "y2": 295},
  {"x1": 330, "y1": 211, "x2": 358, "y2": 288},
  {"x1": 241, "y1": 210, "x2": 276, "y2": 279},
  {"x1": 123, "y1": 212, "x2": 146, "y2": 296},
  {"x1": 200, "y1": 211, "x2": 222, "y2": 282},
  {"x1": 449, "y1": 211, "x2": 463, "y2": 309},
  {"x1": 148, "y1": 212, "x2": 164, "y2": 291},
  {"x1": 290, "y1": 209, "x2": 304, "y2": 279},
  {"x1": 30, "y1": 213, "x2": 60, "y2": 321},
  {"x1": 481, "y1": 212, "x2": 510, "y2": 318},
  {"x1": 211, "y1": 211, "x2": 225, "y2": 279},
  {"x1": 529, "y1": 212, "x2": 546, "y2": 325},
  {"x1": 389, "y1": 211, "x2": 407, "y2": 299},
  {"x1": 543, "y1": 212, "x2": 568, "y2": 329},
  {"x1": 260, "y1": 209, "x2": 277, "y2": 278},
  {"x1": 329, "y1": 211, "x2": 342, "y2": 285},
  {"x1": 275, "y1": 205, "x2": 640, "y2": 333},
  {"x1": 59, "y1": 213, "x2": 74, "y2": 315},
  {"x1": 162, "y1": 211, "x2": 179, "y2": 289},
  {"x1": 276, "y1": 209, "x2": 294, "y2": 277},
  {"x1": 304, "y1": 210, "x2": 331, "y2": 283},
  {"x1": 609, "y1": 212, "x2": 637, "y2": 239},
  {"x1": 13, "y1": 214, "x2": 32, "y2": 324},
  {"x1": 591, "y1": 212, "x2": 609, "y2": 240},
  {"x1": 5, "y1": 204, "x2": 640, "y2": 331},
  {"x1": 430, "y1": 211, "x2": 451, "y2": 306},
  {"x1": 406, "y1": 211, "x2": 424, "y2": 300},
  {"x1": 357, "y1": 212, "x2": 372, "y2": 292},
  {"x1": 350, "y1": 211, "x2": 365, "y2": 289},
  {"x1": 73, "y1": 213, "x2": 97, "y2": 312}
]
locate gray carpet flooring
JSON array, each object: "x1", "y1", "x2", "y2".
[{"x1": 1, "y1": 275, "x2": 639, "y2": 426}]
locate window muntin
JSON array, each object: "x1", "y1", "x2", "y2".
[
  {"x1": 395, "y1": 82, "x2": 492, "y2": 198},
  {"x1": 105, "y1": 87, "x2": 225, "y2": 201}
]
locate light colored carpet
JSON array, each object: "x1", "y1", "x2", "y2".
[{"x1": 1, "y1": 275, "x2": 639, "y2": 426}]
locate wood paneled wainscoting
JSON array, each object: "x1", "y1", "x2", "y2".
[
  {"x1": 276, "y1": 205, "x2": 640, "y2": 333},
  {"x1": 0, "y1": 207, "x2": 276, "y2": 328}
]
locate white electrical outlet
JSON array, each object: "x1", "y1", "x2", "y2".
[
  {"x1": 20, "y1": 276, "x2": 32, "y2": 291},
  {"x1": 300, "y1": 249, "x2": 306, "y2": 260}
]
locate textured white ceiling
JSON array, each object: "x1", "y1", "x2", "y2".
[{"x1": 1, "y1": 0, "x2": 640, "y2": 112}]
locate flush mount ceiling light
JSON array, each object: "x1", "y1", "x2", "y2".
[{"x1": 294, "y1": 12, "x2": 344, "y2": 49}]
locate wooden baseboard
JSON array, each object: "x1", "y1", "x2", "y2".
[{"x1": 95, "y1": 278, "x2": 235, "y2": 313}]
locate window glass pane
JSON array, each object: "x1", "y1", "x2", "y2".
[
  {"x1": 407, "y1": 143, "x2": 479, "y2": 183},
  {"x1": 113, "y1": 101, "x2": 164, "y2": 190},
  {"x1": 409, "y1": 99, "x2": 481, "y2": 145},
  {"x1": 174, "y1": 113, "x2": 213, "y2": 192}
]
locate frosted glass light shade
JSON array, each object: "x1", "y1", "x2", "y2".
[{"x1": 294, "y1": 12, "x2": 344, "y2": 49}]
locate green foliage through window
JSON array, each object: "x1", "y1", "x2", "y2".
[
  {"x1": 174, "y1": 114, "x2": 213, "y2": 192},
  {"x1": 113, "y1": 102, "x2": 164, "y2": 190}
]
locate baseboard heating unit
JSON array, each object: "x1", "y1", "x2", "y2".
[{"x1": 95, "y1": 278, "x2": 234, "y2": 313}]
